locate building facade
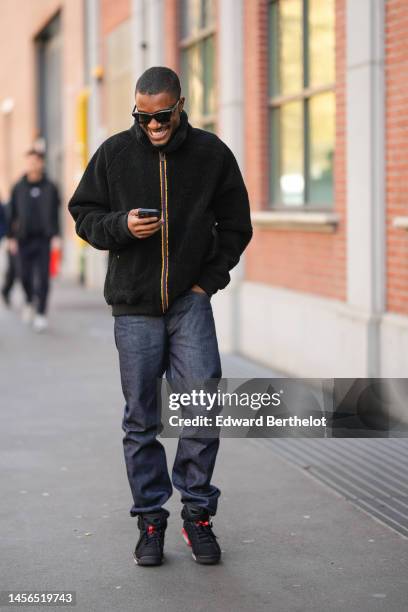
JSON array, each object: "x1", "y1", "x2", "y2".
[
  {"x1": 0, "y1": 0, "x2": 84, "y2": 271},
  {"x1": 152, "y1": 0, "x2": 408, "y2": 377}
]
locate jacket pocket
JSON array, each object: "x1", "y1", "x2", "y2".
[
  {"x1": 204, "y1": 223, "x2": 219, "y2": 263},
  {"x1": 105, "y1": 239, "x2": 160, "y2": 305}
]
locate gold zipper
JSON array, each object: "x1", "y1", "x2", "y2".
[{"x1": 159, "y1": 151, "x2": 169, "y2": 312}]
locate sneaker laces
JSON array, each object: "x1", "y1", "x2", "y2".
[
  {"x1": 140, "y1": 520, "x2": 165, "y2": 546},
  {"x1": 192, "y1": 519, "x2": 217, "y2": 543}
]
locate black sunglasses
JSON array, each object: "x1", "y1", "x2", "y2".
[{"x1": 131, "y1": 99, "x2": 181, "y2": 125}]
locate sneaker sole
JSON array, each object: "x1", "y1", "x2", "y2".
[
  {"x1": 133, "y1": 552, "x2": 163, "y2": 567},
  {"x1": 181, "y1": 529, "x2": 221, "y2": 565},
  {"x1": 181, "y1": 528, "x2": 192, "y2": 547},
  {"x1": 192, "y1": 553, "x2": 221, "y2": 565}
]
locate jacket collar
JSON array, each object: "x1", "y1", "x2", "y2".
[{"x1": 131, "y1": 109, "x2": 190, "y2": 154}]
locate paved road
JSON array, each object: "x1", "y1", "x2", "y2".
[{"x1": 1, "y1": 279, "x2": 407, "y2": 612}]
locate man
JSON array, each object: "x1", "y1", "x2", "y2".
[
  {"x1": 7, "y1": 149, "x2": 61, "y2": 331},
  {"x1": 68, "y1": 66, "x2": 252, "y2": 566}
]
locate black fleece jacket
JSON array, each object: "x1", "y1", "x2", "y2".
[{"x1": 68, "y1": 110, "x2": 253, "y2": 317}]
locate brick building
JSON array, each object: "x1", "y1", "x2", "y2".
[
  {"x1": 0, "y1": 0, "x2": 406, "y2": 377},
  {"x1": 0, "y1": 0, "x2": 83, "y2": 271}
]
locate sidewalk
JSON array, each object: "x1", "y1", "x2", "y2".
[{"x1": 1, "y1": 278, "x2": 407, "y2": 612}]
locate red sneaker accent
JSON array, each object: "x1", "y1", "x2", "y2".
[
  {"x1": 196, "y1": 520, "x2": 209, "y2": 526},
  {"x1": 147, "y1": 525, "x2": 156, "y2": 534},
  {"x1": 182, "y1": 527, "x2": 192, "y2": 546}
]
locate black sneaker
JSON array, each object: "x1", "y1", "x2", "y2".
[
  {"x1": 181, "y1": 505, "x2": 221, "y2": 565},
  {"x1": 134, "y1": 510, "x2": 168, "y2": 566}
]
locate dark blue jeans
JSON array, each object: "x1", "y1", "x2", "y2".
[{"x1": 114, "y1": 289, "x2": 222, "y2": 517}]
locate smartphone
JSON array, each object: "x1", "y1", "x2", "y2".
[{"x1": 137, "y1": 208, "x2": 161, "y2": 219}]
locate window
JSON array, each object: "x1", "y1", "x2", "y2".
[
  {"x1": 180, "y1": 0, "x2": 216, "y2": 132},
  {"x1": 268, "y1": 0, "x2": 335, "y2": 207}
]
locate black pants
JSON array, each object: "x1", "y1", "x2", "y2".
[
  {"x1": 19, "y1": 237, "x2": 51, "y2": 315},
  {"x1": 1, "y1": 250, "x2": 18, "y2": 298}
]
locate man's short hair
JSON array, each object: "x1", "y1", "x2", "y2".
[
  {"x1": 26, "y1": 148, "x2": 45, "y2": 160},
  {"x1": 135, "y1": 66, "x2": 181, "y2": 101}
]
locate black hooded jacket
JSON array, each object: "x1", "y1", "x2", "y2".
[
  {"x1": 68, "y1": 110, "x2": 253, "y2": 317},
  {"x1": 8, "y1": 174, "x2": 60, "y2": 241}
]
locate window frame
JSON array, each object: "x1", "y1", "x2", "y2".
[
  {"x1": 179, "y1": 3, "x2": 217, "y2": 130},
  {"x1": 268, "y1": 0, "x2": 336, "y2": 211}
]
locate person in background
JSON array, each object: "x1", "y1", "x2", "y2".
[
  {"x1": 7, "y1": 149, "x2": 61, "y2": 332},
  {"x1": 1, "y1": 197, "x2": 19, "y2": 307}
]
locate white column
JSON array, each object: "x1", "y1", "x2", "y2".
[
  {"x1": 131, "y1": 0, "x2": 164, "y2": 85},
  {"x1": 213, "y1": 0, "x2": 245, "y2": 353},
  {"x1": 85, "y1": 0, "x2": 102, "y2": 153},
  {"x1": 83, "y1": 0, "x2": 107, "y2": 288},
  {"x1": 346, "y1": 0, "x2": 385, "y2": 375},
  {"x1": 146, "y1": 0, "x2": 164, "y2": 66},
  {"x1": 131, "y1": 0, "x2": 147, "y2": 79},
  {"x1": 218, "y1": 0, "x2": 244, "y2": 167}
]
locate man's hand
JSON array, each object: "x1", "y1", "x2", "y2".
[
  {"x1": 51, "y1": 236, "x2": 62, "y2": 251},
  {"x1": 7, "y1": 238, "x2": 18, "y2": 255},
  {"x1": 191, "y1": 284, "x2": 207, "y2": 295},
  {"x1": 127, "y1": 209, "x2": 163, "y2": 239}
]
